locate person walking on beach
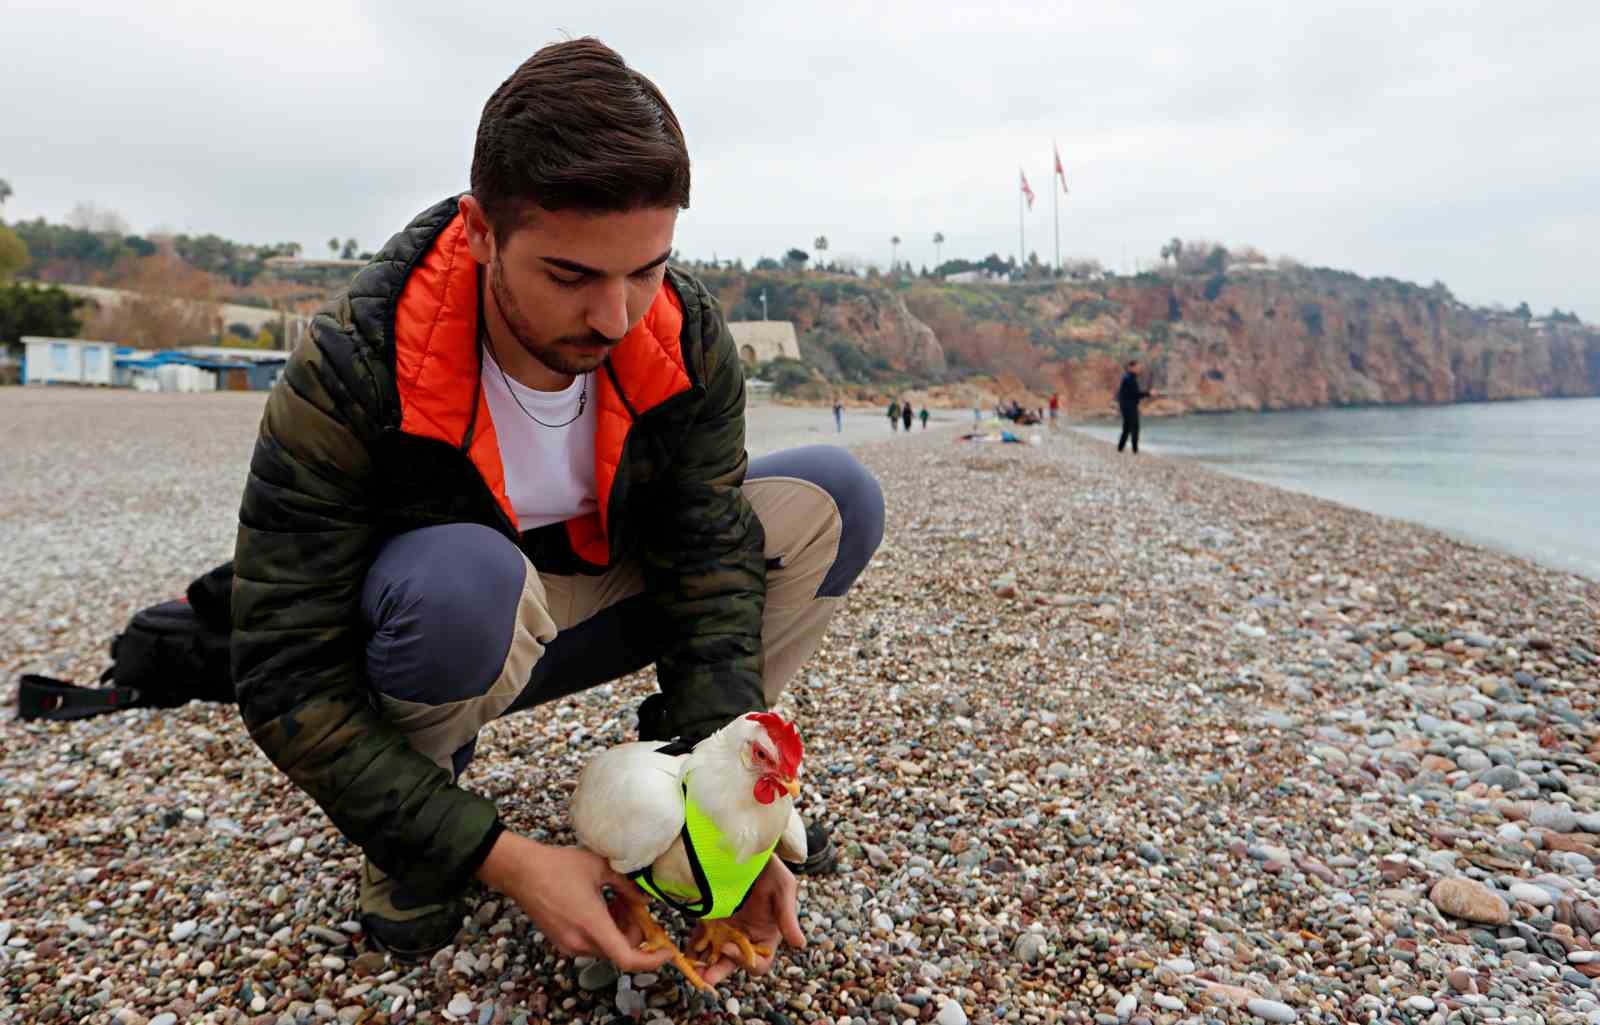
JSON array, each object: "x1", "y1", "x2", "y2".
[
  {"x1": 919, "y1": 407, "x2": 929, "y2": 430},
  {"x1": 888, "y1": 398, "x2": 900, "y2": 431},
  {"x1": 901, "y1": 399, "x2": 913, "y2": 432},
  {"x1": 231, "y1": 38, "x2": 884, "y2": 977},
  {"x1": 832, "y1": 397, "x2": 843, "y2": 433},
  {"x1": 1048, "y1": 392, "x2": 1060, "y2": 429},
  {"x1": 1116, "y1": 360, "x2": 1156, "y2": 453}
]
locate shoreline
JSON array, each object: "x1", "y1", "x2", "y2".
[{"x1": 3, "y1": 389, "x2": 1599, "y2": 1024}]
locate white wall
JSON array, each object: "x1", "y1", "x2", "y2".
[{"x1": 22, "y1": 337, "x2": 115, "y2": 386}]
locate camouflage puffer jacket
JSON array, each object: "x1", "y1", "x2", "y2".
[{"x1": 231, "y1": 197, "x2": 766, "y2": 900}]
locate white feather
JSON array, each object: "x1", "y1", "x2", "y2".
[
  {"x1": 570, "y1": 741, "x2": 687, "y2": 873},
  {"x1": 776, "y1": 807, "x2": 808, "y2": 864}
]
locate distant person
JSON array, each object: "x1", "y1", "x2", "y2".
[
  {"x1": 832, "y1": 398, "x2": 843, "y2": 433},
  {"x1": 888, "y1": 399, "x2": 900, "y2": 431},
  {"x1": 901, "y1": 400, "x2": 913, "y2": 432},
  {"x1": 1116, "y1": 360, "x2": 1157, "y2": 453},
  {"x1": 1048, "y1": 392, "x2": 1060, "y2": 428},
  {"x1": 919, "y1": 407, "x2": 929, "y2": 430},
  {"x1": 973, "y1": 403, "x2": 981, "y2": 426}
]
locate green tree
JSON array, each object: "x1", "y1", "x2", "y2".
[
  {"x1": 890, "y1": 235, "x2": 901, "y2": 275},
  {"x1": 0, "y1": 178, "x2": 12, "y2": 209},
  {"x1": 0, "y1": 225, "x2": 29, "y2": 282},
  {"x1": 813, "y1": 235, "x2": 828, "y2": 255},
  {"x1": 327, "y1": 237, "x2": 339, "y2": 256},
  {"x1": 783, "y1": 248, "x2": 809, "y2": 271},
  {"x1": 341, "y1": 238, "x2": 359, "y2": 259},
  {"x1": 0, "y1": 282, "x2": 87, "y2": 343},
  {"x1": 933, "y1": 232, "x2": 945, "y2": 266}
]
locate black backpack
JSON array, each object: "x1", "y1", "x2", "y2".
[{"x1": 17, "y1": 562, "x2": 237, "y2": 721}]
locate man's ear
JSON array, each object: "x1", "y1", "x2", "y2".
[{"x1": 459, "y1": 194, "x2": 495, "y2": 265}]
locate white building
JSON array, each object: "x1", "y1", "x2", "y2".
[
  {"x1": 726, "y1": 321, "x2": 799, "y2": 365},
  {"x1": 22, "y1": 336, "x2": 117, "y2": 386}
]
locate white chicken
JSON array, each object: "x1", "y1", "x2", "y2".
[{"x1": 571, "y1": 711, "x2": 806, "y2": 991}]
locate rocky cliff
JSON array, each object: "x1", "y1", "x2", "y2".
[{"x1": 700, "y1": 266, "x2": 1599, "y2": 413}]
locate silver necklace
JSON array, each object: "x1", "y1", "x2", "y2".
[{"x1": 483, "y1": 338, "x2": 587, "y2": 429}]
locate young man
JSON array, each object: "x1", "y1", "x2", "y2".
[
  {"x1": 1116, "y1": 360, "x2": 1155, "y2": 453},
  {"x1": 231, "y1": 38, "x2": 884, "y2": 984}
]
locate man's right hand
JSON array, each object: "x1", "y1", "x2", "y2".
[{"x1": 476, "y1": 830, "x2": 672, "y2": 972}]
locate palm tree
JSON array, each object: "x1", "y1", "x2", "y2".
[
  {"x1": 933, "y1": 232, "x2": 945, "y2": 268},
  {"x1": 327, "y1": 237, "x2": 339, "y2": 257},
  {"x1": 814, "y1": 236, "x2": 828, "y2": 271},
  {"x1": 1160, "y1": 237, "x2": 1183, "y2": 272},
  {"x1": 0, "y1": 179, "x2": 12, "y2": 210},
  {"x1": 890, "y1": 235, "x2": 901, "y2": 275}
]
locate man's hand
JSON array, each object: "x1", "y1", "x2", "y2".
[
  {"x1": 688, "y1": 857, "x2": 805, "y2": 986},
  {"x1": 476, "y1": 830, "x2": 671, "y2": 972}
]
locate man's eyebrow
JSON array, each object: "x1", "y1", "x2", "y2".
[{"x1": 539, "y1": 249, "x2": 672, "y2": 277}]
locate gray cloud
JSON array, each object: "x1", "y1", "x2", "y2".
[{"x1": 2, "y1": 0, "x2": 1594, "y2": 317}]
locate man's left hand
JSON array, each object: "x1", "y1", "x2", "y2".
[{"x1": 689, "y1": 857, "x2": 806, "y2": 985}]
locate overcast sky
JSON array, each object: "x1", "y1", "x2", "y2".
[{"x1": 3, "y1": 1, "x2": 1595, "y2": 318}]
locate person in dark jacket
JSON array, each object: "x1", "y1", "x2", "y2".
[
  {"x1": 231, "y1": 39, "x2": 883, "y2": 982},
  {"x1": 901, "y1": 399, "x2": 913, "y2": 432},
  {"x1": 1116, "y1": 359, "x2": 1156, "y2": 452}
]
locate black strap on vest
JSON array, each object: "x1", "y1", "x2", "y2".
[
  {"x1": 628, "y1": 818, "x2": 716, "y2": 919},
  {"x1": 17, "y1": 674, "x2": 144, "y2": 722}
]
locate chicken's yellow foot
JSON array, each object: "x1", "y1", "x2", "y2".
[
  {"x1": 625, "y1": 900, "x2": 716, "y2": 993},
  {"x1": 689, "y1": 919, "x2": 773, "y2": 971}
]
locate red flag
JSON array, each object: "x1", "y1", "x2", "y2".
[
  {"x1": 1019, "y1": 169, "x2": 1036, "y2": 209},
  {"x1": 1054, "y1": 143, "x2": 1070, "y2": 194}
]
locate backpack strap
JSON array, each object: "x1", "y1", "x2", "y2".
[{"x1": 16, "y1": 674, "x2": 145, "y2": 722}]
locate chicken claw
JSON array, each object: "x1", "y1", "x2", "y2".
[
  {"x1": 624, "y1": 900, "x2": 716, "y2": 993},
  {"x1": 689, "y1": 919, "x2": 773, "y2": 971}
]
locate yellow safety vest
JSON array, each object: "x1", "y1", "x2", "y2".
[{"x1": 629, "y1": 777, "x2": 777, "y2": 920}]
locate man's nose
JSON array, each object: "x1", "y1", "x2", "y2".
[{"x1": 585, "y1": 278, "x2": 629, "y2": 340}]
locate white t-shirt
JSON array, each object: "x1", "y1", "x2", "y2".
[{"x1": 480, "y1": 356, "x2": 599, "y2": 531}]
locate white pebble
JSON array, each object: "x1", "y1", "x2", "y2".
[
  {"x1": 1405, "y1": 996, "x2": 1436, "y2": 1012},
  {"x1": 1247, "y1": 998, "x2": 1298, "y2": 1023},
  {"x1": 936, "y1": 1000, "x2": 968, "y2": 1025},
  {"x1": 1115, "y1": 992, "x2": 1138, "y2": 1020},
  {"x1": 169, "y1": 920, "x2": 197, "y2": 942},
  {"x1": 446, "y1": 993, "x2": 473, "y2": 1016}
]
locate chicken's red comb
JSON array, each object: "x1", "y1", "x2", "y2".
[{"x1": 746, "y1": 712, "x2": 803, "y2": 776}]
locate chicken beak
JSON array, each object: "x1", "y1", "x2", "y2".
[{"x1": 783, "y1": 776, "x2": 801, "y2": 798}]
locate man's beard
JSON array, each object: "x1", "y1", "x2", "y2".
[{"x1": 490, "y1": 258, "x2": 616, "y2": 377}]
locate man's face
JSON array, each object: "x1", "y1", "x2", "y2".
[
  {"x1": 1129, "y1": 362, "x2": 1142, "y2": 375},
  {"x1": 463, "y1": 197, "x2": 678, "y2": 377}
]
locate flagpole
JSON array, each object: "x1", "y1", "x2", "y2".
[
  {"x1": 1018, "y1": 172, "x2": 1024, "y2": 271},
  {"x1": 1053, "y1": 165, "x2": 1059, "y2": 276}
]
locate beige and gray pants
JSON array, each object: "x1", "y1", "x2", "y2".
[{"x1": 359, "y1": 446, "x2": 884, "y2": 776}]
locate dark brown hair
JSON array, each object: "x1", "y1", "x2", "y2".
[{"x1": 471, "y1": 38, "x2": 690, "y2": 238}]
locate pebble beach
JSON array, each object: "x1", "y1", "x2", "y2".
[{"x1": 3, "y1": 389, "x2": 1600, "y2": 1025}]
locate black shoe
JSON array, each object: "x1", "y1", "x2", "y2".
[
  {"x1": 636, "y1": 693, "x2": 669, "y2": 742},
  {"x1": 358, "y1": 858, "x2": 467, "y2": 963},
  {"x1": 783, "y1": 819, "x2": 838, "y2": 876}
]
